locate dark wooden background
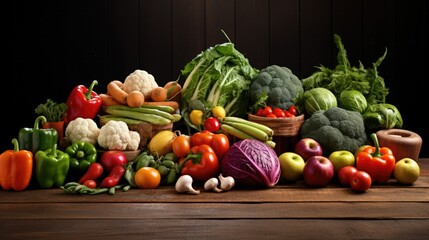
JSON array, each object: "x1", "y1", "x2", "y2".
[{"x1": 3, "y1": 0, "x2": 428, "y2": 157}]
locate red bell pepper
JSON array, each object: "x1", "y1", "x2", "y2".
[
  {"x1": 65, "y1": 80, "x2": 102, "y2": 124},
  {"x1": 356, "y1": 133, "x2": 396, "y2": 184},
  {"x1": 178, "y1": 144, "x2": 220, "y2": 182}
]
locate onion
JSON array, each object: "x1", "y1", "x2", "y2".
[{"x1": 220, "y1": 139, "x2": 280, "y2": 188}]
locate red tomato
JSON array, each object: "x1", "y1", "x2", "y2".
[
  {"x1": 288, "y1": 105, "x2": 298, "y2": 115},
  {"x1": 256, "y1": 108, "x2": 264, "y2": 116},
  {"x1": 273, "y1": 107, "x2": 286, "y2": 118},
  {"x1": 266, "y1": 113, "x2": 277, "y2": 118},
  {"x1": 210, "y1": 133, "x2": 230, "y2": 161},
  {"x1": 338, "y1": 166, "x2": 358, "y2": 187},
  {"x1": 172, "y1": 135, "x2": 191, "y2": 158},
  {"x1": 262, "y1": 106, "x2": 273, "y2": 116},
  {"x1": 283, "y1": 111, "x2": 294, "y2": 118},
  {"x1": 191, "y1": 131, "x2": 214, "y2": 146},
  {"x1": 203, "y1": 117, "x2": 221, "y2": 133},
  {"x1": 100, "y1": 151, "x2": 128, "y2": 172},
  {"x1": 350, "y1": 170, "x2": 372, "y2": 192}
]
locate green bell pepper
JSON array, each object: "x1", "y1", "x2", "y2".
[
  {"x1": 18, "y1": 116, "x2": 58, "y2": 154},
  {"x1": 35, "y1": 144, "x2": 70, "y2": 188},
  {"x1": 65, "y1": 141, "x2": 97, "y2": 173}
]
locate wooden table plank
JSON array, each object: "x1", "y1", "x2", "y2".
[
  {"x1": 1, "y1": 202, "x2": 428, "y2": 220},
  {"x1": 1, "y1": 219, "x2": 428, "y2": 240}
]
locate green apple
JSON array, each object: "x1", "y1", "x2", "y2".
[
  {"x1": 328, "y1": 150, "x2": 355, "y2": 174},
  {"x1": 278, "y1": 152, "x2": 305, "y2": 182},
  {"x1": 393, "y1": 158, "x2": 420, "y2": 185},
  {"x1": 354, "y1": 145, "x2": 371, "y2": 159}
]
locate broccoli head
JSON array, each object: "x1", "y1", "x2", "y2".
[
  {"x1": 300, "y1": 107, "x2": 368, "y2": 155},
  {"x1": 249, "y1": 65, "x2": 303, "y2": 110}
]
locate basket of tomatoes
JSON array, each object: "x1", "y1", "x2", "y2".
[{"x1": 248, "y1": 105, "x2": 304, "y2": 137}]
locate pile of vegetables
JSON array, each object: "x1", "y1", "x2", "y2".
[{"x1": 299, "y1": 34, "x2": 403, "y2": 131}]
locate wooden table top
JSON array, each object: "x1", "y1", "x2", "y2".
[{"x1": 1, "y1": 159, "x2": 428, "y2": 240}]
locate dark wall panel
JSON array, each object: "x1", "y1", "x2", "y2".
[
  {"x1": 140, "y1": 0, "x2": 172, "y2": 85},
  {"x1": 206, "y1": 0, "x2": 236, "y2": 47},
  {"x1": 270, "y1": 0, "x2": 300, "y2": 74},
  {"x1": 300, "y1": 0, "x2": 332, "y2": 78},
  {"x1": 236, "y1": 0, "x2": 270, "y2": 69},
  {"x1": 108, "y1": 0, "x2": 140, "y2": 86}
]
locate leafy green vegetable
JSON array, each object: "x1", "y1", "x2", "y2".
[
  {"x1": 339, "y1": 90, "x2": 368, "y2": 113},
  {"x1": 35, "y1": 99, "x2": 68, "y2": 122},
  {"x1": 180, "y1": 37, "x2": 258, "y2": 131},
  {"x1": 301, "y1": 34, "x2": 389, "y2": 105},
  {"x1": 299, "y1": 87, "x2": 337, "y2": 115},
  {"x1": 362, "y1": 103, "x2": 403, "y2": 130}
]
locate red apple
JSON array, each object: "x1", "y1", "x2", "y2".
[
  {"x1": 303, "y1": 155, "x2": 334, "y2": 187},
  {"x1": 338, "y1": 166, "x2": 358, "y2": 187},
  {"x1": 294, "y1": 138, "x2": 323, "y2": 161},
  {"x1": 100, "y1": 150, "x2": 128, "y2": 172},
  {"x1": 350, "y1": 170, "x2": 372, "y2": 192}
]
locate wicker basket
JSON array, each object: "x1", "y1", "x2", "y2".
[{"x1": 248, "y1": 114, "x2": 304, "y2": 137}]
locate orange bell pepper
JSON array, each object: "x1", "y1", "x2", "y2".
[{"x1": 0, "y1": 138, "x2": 33, "y2": 191}]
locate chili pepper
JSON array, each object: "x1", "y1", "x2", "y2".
[
  {"x1": 65, "y1": 141, "x2": 97, "y2": 173},
  {"x1": 35, "y1": 144, "x2": 70, "y2": 188},
  {"x1": 79, "y1": 162, "x2": 104, "y2": 184},
  {"x1": 356, "y1": 133, "x2": 396, "y2": 184},
  {"x1": 65, "y1": 80, "x2": 102, "y2": 124},
  {"x1": 99, "y1": 165, "x2": 125, "y2": 188},
  {"x1": 0, "y1": 138, "x2": 33, "y2": 191},
  {"x1": 178, "y1": 144, "x2": 220, "y2": 182},
  {"x1": 18, "y1": 116, "x2": 58, "y2": 154}
]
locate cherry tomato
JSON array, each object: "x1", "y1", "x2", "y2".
[
  {"x1": 211, "y1": 133, "x2": 230, "y2": 161},
  {"x1": 83, "y1": 179, "x2": 97, "y2": 189},
  {"x1": 338, "y1": 166, "x2": 358, "y2": 187},
  {"x1": 288, "y1": 105, "x2": 298, "y2": 116},
  {"x1": 256, "y1": 108, "x2": 264, "y2": 116},
  {"x1": 262, "y1": 106, "x2": 273, "y2": 116},
  {"x1": 266, "y1": 113, "x2": 277, "y2": 118},
  {"x1": 273, "y1": 107, "x2": 286, "y2": 118},
  {"x1": 172, "y1": 135, "x2": 191, "y2": 158},
  {"x1": 191, "y1": 131, "x2": 214, "y2": 146},
  {"x1": 204, "y1": 117, "x2": 221, "y2": 133},
  {"x1": 350, "y1": 170, "x2": 372, "y2": 192},
  {"x1": 134, "y1": 167, "x2": 161, "y2": 189},
  {"x1": 284, "y1": 110, "x2": 294, "y2": 118}
]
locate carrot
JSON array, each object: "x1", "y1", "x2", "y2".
[
  {"x1": 100, "y1": 93, "x2": 122, "y2": 107},
  {"x1": 141, "y1": 101, "x2": 179, "y2": 113},
  {"x1": 150, "y1": 87, "x2": 168, "y2": 102},
  {"x1": 107, "y1": 81, "x2": 128, "y2": 104},
  {"x1": 126, "y1": 90, "x2": 145, "y2": 107}
]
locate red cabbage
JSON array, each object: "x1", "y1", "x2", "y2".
[{"x1": 221, "y1": 139, "x2": 280, "y2": 188}]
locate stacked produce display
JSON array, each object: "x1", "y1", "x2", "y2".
[{"x1": 0, "y1": 34, "x2": 422, "y2": 195}]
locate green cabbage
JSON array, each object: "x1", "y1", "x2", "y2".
[
  {"x1": 301, "y1": 87, "x2": 337, "y2": 115},
  {"x1": 339, "y1": 90, "x2": 368, "y2": 113}
]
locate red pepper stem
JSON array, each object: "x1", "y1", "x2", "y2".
[
  {"x1": 178, "y1": 152, "x2": 202, "y2": 169},
  {"x1": 84, "y1": 80, "x2": 98, "y2": 100},
  {"x1": 34, "y1": 116, "x2": 47, "y2": 130},
  {"x1": 370, "y1": 133, "x2": 382, "y2": 158},
  {"x1": 11, "y1": 138, "x2": 20, "y2": 152}
]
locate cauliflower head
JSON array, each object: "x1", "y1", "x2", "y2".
[
  {"x1": 249, "y1": 65, "x2": 303, "y2": 109},
  {"x1": 300, "y1": 107, "x2": 368, "y2": 155},
  {"x1": 122, "y1": 69, "x2": 158, "y2": 99},
  {"x1": 65, "y1": 117, "x2": 100, "y2": 145},
  {"x1": 98, "y1": 120, "x2": 140, "y2": 151}
]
